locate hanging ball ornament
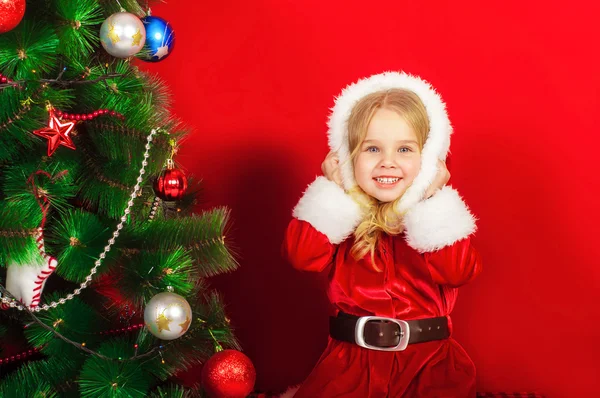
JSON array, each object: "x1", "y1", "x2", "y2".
[
  {"x1": 0, "y1": 0, "x2": 26, "y2": 34},
  {"x1": 99, "y1": 12, "x2": 146, "y2": 58},
  {"x1": 144, "y1": 291, "x2": 193, "y2": 340},
  {"x1": 201, "y1": 350, "x2": 256, "y2": 398},
  {"x1": 141, "y1": 15, "x2": 175, "y2": 62},
  {"x1": 153, "y1": 163, "x2": 188, "y2": 201}
]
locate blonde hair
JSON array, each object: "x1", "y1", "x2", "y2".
[{"x1": 346, "y1": 89, "x2": 430, "y2": 270}]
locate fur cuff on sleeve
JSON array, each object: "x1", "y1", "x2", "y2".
[
  {"x1": 403, "y1": 186, "x2": 477, "y2": 253},
  {"x1": 292, "y1": 177, "x2": 362, "y2": 244}
]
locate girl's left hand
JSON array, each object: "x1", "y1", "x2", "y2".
[{"x1": 424, "y1": 159, "x2": 450, "y2": 199}]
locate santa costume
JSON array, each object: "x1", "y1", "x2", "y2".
[{"x1": 282, "y1": 71, "x2": 482, "y2": 397}]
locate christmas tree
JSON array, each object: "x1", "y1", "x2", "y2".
[{"x1": 0, "y1": 1, "x2": 251, "y2": 396}]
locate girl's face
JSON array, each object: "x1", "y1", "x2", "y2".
[{"x1": 353, "y1": 107, "x2": 422, "y2": 203}]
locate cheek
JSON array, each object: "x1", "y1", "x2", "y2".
[
  {"x1": 404, "y1": 158, "x2": 422, "y2": 181},
  {"x1": 354, "y1": 157, "x2": 373, "y2": 182}
]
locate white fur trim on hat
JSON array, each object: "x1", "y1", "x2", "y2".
[
  {"x1": 403, "y1": 186, "x2": 477, "y2": 253},
  {"x1": 292, "y1": 177, "x2": 362, "y2": 244},
  {"x1": 327, "y1": 71, "x2": 452, "y2": 214}
]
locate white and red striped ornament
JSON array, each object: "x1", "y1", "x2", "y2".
[
  {"x1": 2, "y1": 170, "x2": 61, "y2": 309},
  {"x1": 4, "y1": 227, "x2": 57, "y2": 308},
  {"x1": 31, "y1": 227, "x2": 58, "y2": 306}
]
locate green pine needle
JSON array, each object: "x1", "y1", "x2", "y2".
[
  {"x1": 0, "y1": 84, "x2": 75, "y2": 162},
  {"x1": 0, "y1": 361, "x2": 58, "y2": 398},
  {"x1": 132, "y1": 328, "x2": 175, "y2": 380},
  {"x1": 193, "y1": 292, "x2": 240, "y2": 351},
  {"x1": 144, "y1": 72, "x2": 173, "y2": 111},
  {"x1": 92, "y1": 60, "x2": 145, "y2": 97},
  {"x1": 0, "y1": 90, "x2": 38, "y2": 160},
  {"x1": 149, "y1": 385, "x2": 197, "y2": 398},
  {"x1": 79, "y1": 339, "x2": 152, "y2": 398},
  {"x1": 158, "y1": 292, "x2": 240, "y2": 371},
  {"x1": 55, "y1": 0, "x2": 104, "y2": 61},
  {"x1": 24, "y1": 293, "x2": 101, "y2": 356},
  {"x1": 0, "y1": 348, "x2": 86, "y2": 396},
  {"x1": 2, "y1": 160, "x2": 77, "y2": 215},
  {"x1": 121, "y1": 209, "x2": 239, "y2": 277},
  {"x1": 85, "y1": 121, "x2": 173, "y2": 177},
  {"x1": 49, "y1": 209, "x2": 112, "y2": 282},
  {"x1": 101, "y1": 0, "x2": 144, "y2": 16},
  {"x1": 60, "y1": 58, "x2": 105, "y2": 81},
  {"x1": 3, "y1": 354, "x2": 85, "y2": 395},
  {"x1": 0, "y1": 202, "x2": 43, "y2": 265},
  {"x1": 0, "y1": 20, "x2": 59, "y2": 80},
  {"x1": 117, "y1": 248, "x2": 196, "y2": 308}
]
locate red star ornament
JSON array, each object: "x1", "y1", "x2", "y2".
[{"x1": 33, "y1": 111, "x2": 76, "y2": 156}]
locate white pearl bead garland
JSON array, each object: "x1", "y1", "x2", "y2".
[{"x1": 1, "y1": 129, "x2": 158, "y2": 311}]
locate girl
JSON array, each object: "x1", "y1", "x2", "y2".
[{"x1": 282, "y1": 71, "x2": 482, "y2": 397}]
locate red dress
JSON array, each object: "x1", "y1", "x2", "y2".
[{"x1": 283, "y1": 218, "x2": 482, "y2": 398}]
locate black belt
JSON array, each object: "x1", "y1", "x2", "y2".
[{"x1": 330, "y1": 311, "x2": 449, "y2": 351}]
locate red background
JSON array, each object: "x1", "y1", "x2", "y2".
[{"x1": 139, "y1": 1, "x2": 600, "y2": 396}]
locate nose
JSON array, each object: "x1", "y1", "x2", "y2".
[{"x1": 379, "y1": 151, "x2": 396, "y2": 168}]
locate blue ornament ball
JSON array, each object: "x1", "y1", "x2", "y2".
[{"x1": 140, "y1": 15, "x2": 175, "y2": 62}]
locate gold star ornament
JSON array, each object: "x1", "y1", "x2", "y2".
[
  {"x1": 132, "y1": 28, "x2": 143, "y2": 46},
  {"x1": 107, "y1": 21, "x2": 120, "y2": 44},
  {"x1": 156, "y1": 313, "x2": 172, "y2": 332}
]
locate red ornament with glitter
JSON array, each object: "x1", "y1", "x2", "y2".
[
  {"x1": 0, "y1": 0, "x2": 26, "y2": 34},
  {"x1": 201, "y1": 349, "x2": 256, "y2": 398},
  {"x1": 153, "y1": 161, "x2": 188, "y2": 201}
]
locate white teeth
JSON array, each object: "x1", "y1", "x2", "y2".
[{"x1": 375, "y1": 177, "x2": 399, "y2": 184}]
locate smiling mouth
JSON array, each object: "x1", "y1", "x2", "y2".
[{"x1": 374, "y1": 177, "x2": 400, "y2": 184}]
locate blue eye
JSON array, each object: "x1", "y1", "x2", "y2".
[
  {"x1": 366, "y1": 146, "x2": 379, "y2": 153},
  {"x1": 398, "y1": 147, "x2": 412, "y2": 153}
]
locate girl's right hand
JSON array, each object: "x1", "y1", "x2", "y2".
[{"x1": 321, "y1": 151, "x2": 343, "y2": 187}]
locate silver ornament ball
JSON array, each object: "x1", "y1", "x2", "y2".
[
  {"x1": 100, "y1": 12, "x2": 146, "y2": 58},
  {"x1": 144, "y1": 291, "x2": 193, "y2": 340}
]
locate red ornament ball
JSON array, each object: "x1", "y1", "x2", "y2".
[
  {"x1": 153, "y1": 167, "x2": 188, "y2": 201},
  {"x1": 201, "y1": 349, "x2": 256, "y2": 398},
  {"x1": 0, "y1": 0, "x2": 26, "y2": 34}
]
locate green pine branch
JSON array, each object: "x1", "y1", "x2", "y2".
[
  {"x1": 79, "y1": 339, "x2": 152, "y2": 397},
  {"x1": 24, "y1": 292, "x2": 103, "y2": 355},
  {"x1": 0, "y1": 20, "x2": 59, "y2": 80},
  {"x1": 55, "y1": 0, "x2": 105, "y2": 61},
  {"x1": 48, "y1": 209, "x2": 112, "y2": 283},
  {"x1": 149, "y1": 385, "x2": 199, "y2": 398},
  {"x1": 0, "y1": 361, "x2": 58, "y2": 398},
  {"x1": 120, "y1": 208, "x2": 239, "y2": 277},
  {"x1": 1, "y1": 0, "x2": 241, "y2": 394},
  {"x1": 114, "y1": 248, "x2": 196, "y2": 308}
]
